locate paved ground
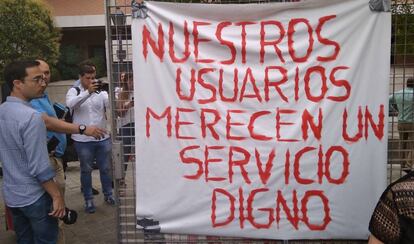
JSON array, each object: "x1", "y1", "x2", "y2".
[
  {"x1": 0, "y1": 162, "x2": 117, "y2": 244},
  {"x1": 0, "y1": 158, "x2": 406, "y2": 244}
]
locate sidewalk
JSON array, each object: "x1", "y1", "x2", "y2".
[{"x1": 0, "y1": 162, "x2": 117, "y2": 244}]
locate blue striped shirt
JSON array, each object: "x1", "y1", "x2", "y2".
[{"x1": 0, "y1": 96, "x2": 55, "y2": 207}]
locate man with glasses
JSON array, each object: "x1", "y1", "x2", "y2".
[{"x1": 0, "y1": 60, "x2": 65, "y2": 243}]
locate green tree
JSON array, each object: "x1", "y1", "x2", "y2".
[
  {"x1": 89, "y1": 56, "x2": 106, "y2": 78},
  {"x1": 392, "y1": 2, "x2": 414, "y2": 63},
  {"x1": 0, "y1": 0, "x2": 60, "y2": 84},
  {"x1": 56, "y1": 44, "x2": 82, "y2": 80}
]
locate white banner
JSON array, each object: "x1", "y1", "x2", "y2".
[{"x1": 132, "y1": 0, "x2": 390, "y2": 239}]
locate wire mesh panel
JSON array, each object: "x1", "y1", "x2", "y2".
[
  {"x1": 388, "y1": 0, "x2": 414, "y2": 184},
  {"x1": 105, "y1": 0, "x2": 413, "y2": 243}
]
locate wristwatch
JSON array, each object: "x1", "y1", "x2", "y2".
[{"x1": 79, "y1": 124, "x2": 86, "y2": 135}]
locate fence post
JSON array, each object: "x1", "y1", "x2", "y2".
[{"x1": 112, "y1": 140, "x2": 124, "y2": 180}]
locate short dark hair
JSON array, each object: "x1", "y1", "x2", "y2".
[
  {"x1": 407, "y1": 78, "x2": 414, "y2": 88},
  {"x1": 3, "y1": 60, "x2": 40, "y2": 90},
  {"x1": 78, "y1": 59, "x2": 96, "y2": 76},
  {"x1": 78, "y1": 63, "x2": 96, "y2": 76}
]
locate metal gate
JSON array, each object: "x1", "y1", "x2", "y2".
[{"x1": 104, "y1": 0, "x2": 414, "y2": 243}]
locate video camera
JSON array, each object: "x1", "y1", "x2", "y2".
[
  {"x1": 61, "y1": 208, "x2": 78, "y2": 225},
  {"x1": 92, "y1": 80, "x2": 109, "y2": 93},
  {"x1": 49, "y1": 206, "x2": 78, "y2": 225}
]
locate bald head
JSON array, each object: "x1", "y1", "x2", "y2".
[{"x1": 36, "y1": 60, "x2": 51, "y2": 84}]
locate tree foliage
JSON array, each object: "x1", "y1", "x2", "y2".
[
  {"x1": 0, "y1": 0, "x2": 60, "y2": 83},
  {"x1": 55, "y1": 45, "x2": 106, "y2": 80},
  {"x1": 392, "y1": 2, "x2": 414, "y2": 59},
  {"x1": 56, "y1": 45, "x2": 82, "y2": 80}
]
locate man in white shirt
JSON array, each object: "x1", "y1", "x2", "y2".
[{"x1": 66, "y1": 64, "x2": 115, "y2": 213}]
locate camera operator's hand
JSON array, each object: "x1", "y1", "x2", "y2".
[
  {"x1": 50, "y1": 195, "x2": 66, "y2": 219},
  {"x1": 84, "y1": 125, "x2": 107, "y2": 139},
  {"x1": 88, "y1": 81, "x2": 100, "y2": 94}
]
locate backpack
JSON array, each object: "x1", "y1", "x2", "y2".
[
  {"x1": 63, "y1": 87, "x2": 80, "y2": 123},
  {"x1": 61, "y1": 87, "x2": 81, "y2": 167}
]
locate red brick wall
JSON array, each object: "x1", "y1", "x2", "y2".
[{"x1": 45, "y1": 0, "x2": 104, "y2": 16}]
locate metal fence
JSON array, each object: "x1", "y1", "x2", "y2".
[
  {"x1": 388, "y1": 0, "x2": 414, "y2": 183},
  {"x1": 105, "y1": 0, "x2": 414, "y2": 243}
]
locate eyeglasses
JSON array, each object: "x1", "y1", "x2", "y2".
[{"x1": 24, "y1": 75, "x2": 46, "y2": 84}]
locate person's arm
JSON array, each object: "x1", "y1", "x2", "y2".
[
  {"x1": 42, "y1": 180, "x2": 65, "y2": 218},
  {"x1": 24, "y1": 113, "x2": 65, "y2": 218},
  {"x1": 368, "y1": 235, "x2": 384, "y2": 244},
  {"x1": 102, "y1": 91, "x2": 112, "y2": 121},
  {"x1": 368, "y1": 189, "x2": 400, "y2": 244},
  {"x1": 103, "y1": 90, "x2": 110, "y2": 109},
  {"x1": 116, "y1": 90, "x2": 133, "y2": 117},
  {"x1": 66, "y1": 86, "x2": 95, "y2": 110},
  {"x1": 41, "y1": 114, "x2": 106, "y2": 139}
]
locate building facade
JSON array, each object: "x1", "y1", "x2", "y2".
[{"x1": 46, "y1": 0, "x2": 106, "y2": 62}]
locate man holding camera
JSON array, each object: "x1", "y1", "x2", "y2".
[{"x1": 66, "y1": 63, "x2": 115, "y2": 213}]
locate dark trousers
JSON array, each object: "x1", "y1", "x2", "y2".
[
  {"x1": 74, "y1": 139, "x2": 113, "y2": 201},
  {"x1": 399, "y1": 122, "x2": 414, "y2": 169},
  {"x1": 9, "y1": 193, "x2": 58, "y2": 244}
]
